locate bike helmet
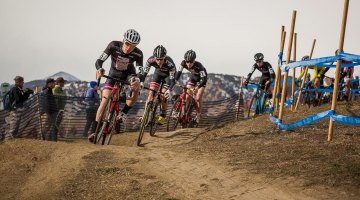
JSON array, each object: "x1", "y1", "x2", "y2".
[
  {"x1": 184, "y1": 50, "x2": 196, "y2": 62},
  {"x1": 301, "y1": 55, "x2": 310, "y2": 61},
  {"x1": 123, "y1": 29, "x2": 141, "y2": 45},
  {"x1": 254, "y1": 53, "x2": 264, "y2": 61},
  {"x1": 153, "y1": 45, "x2": 167, "y2": 58}
]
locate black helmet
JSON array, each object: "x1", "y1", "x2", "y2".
[
  {"x1": 184, "y1": 50, "x2": 196, "y2": 62},
  {"x1": 301, "y1": 55, "x2": 310, "y2": 61},
  {"x1": 254, "y1": 53, "x2": 264, "y2": 61},
  {"x1": 153, "y1": 45, "x2": 167, "y2": 58}
]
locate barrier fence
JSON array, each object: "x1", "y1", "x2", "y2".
[{"x1": 0, "y1": 92, "x2": 247, "y2": 141}]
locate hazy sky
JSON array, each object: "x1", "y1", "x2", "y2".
[{"x1": 0, "y1": 0, "x2": 359, "y2": 83}]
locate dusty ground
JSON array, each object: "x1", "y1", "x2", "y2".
[{"x1": 0, "y1": 102, "x2": 359, "y2": 200}]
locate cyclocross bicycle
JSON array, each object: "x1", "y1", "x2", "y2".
[
  {"x1": 245, "y1": 82, "x2": 269, "y2": 118},
  {"x1": 137, "y1": 81, "x2": 165, "y2": 146},
  {"x1": 93, "y1": 74, "x2": 127, "y2": 145},
  {"x1": 166, "y1": 84, "x2": 198, "y2": 132}
]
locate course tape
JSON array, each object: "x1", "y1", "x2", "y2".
[
  {"x1": 270, "y1": 110, "x2": 335, "y2": 130},
  {"x1": 270, "y1": 109, "x2": 360, "y2": 130},
  {"x1": 330, "y1": 114, "x2": 360, "y2": 125},
  {"x1": 281, "y1": 52, "x2": 360, "y2": 72}
]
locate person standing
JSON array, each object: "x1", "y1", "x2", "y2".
[
  {"x1": 4, "y1": 76, "x2": 33, "y2": 140},
  {"x1": 83, "y1": 81, "x2": 100, "y2": 137},
  {"x1": 53, "y1": 77, "x2": 66, "y2": 110},
  {"x1": 42, "y1": 78, "x2": 59, "y2": 141}
]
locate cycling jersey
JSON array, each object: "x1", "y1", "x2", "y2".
[
  {"x1": 246, "y1": 62, "x2": 275, "y2": 83},
  {"x1": 175, "y1": 60, "x2": 208, "y2": 88},
  {"x1": 298, "y1": 66, "x2": 328, "y2": 82},
  {"x1": 142, "y1": 56, "x2": 176, "y2": 89},
  {"x1": 95, "y1": 41, "x2": 144, "y2": 90},
  {"x1": 340, "y1": 61, "x2": 354, "y2": 81}
]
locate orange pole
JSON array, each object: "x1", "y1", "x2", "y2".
[
  {"x1": 291, "y1": 33, "x2": 297, "y2": 111},
  {"x1": 328, "y1": 0, "x2": 349, "y2": 141},
  {"x1": 294, "y1": 39, "x2": 316, "y2": 110},
  {"x1": 271, "y1": 26, "x2": 286, "y2": 114},
  {"x1": 279, "y1": 10, "x2": 297, "y2": 121}
]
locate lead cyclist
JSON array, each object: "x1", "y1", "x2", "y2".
[{"x1": 88, "y1": 29, "x2": 144, "y2": 142}]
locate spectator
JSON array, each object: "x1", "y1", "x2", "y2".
[
  {"x1": 41, "y1": 78, "x2": 59, "y2": 141},
  {"x1": 83, "y1": 81, "x2": 100, "y2": 137},
  {"x1": 4, "y1": 76, "x2": 33, "y2": 140},
  {"x1": 52, "y1": 77, "x2": 67, "y2": 137},
  {"x1": 53, "y1": 77, "x2": 66, "y2": 110}
]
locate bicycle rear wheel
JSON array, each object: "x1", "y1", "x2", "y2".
[
  {"x1": 138, "y1": 102, "x2": 152, "y2": 146},
  {"x1": 246, "y1": 95, "x2": 258, "y2": 118},
  {"x1": 149, "y1": 101, "x2": 159, "y2": 136},
  {"x1": 93, "y1": 95, "x2": 111, "y2": 144},
  {"x1": 166, "y1": 98, "x2": 182, "y2": 132}
]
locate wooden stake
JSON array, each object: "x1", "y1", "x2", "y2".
[
  {"x1": 291, "y1": 33, "x2": 297, "y2": 111},
  {"x1": 294, "y1": 39, "x2": 316, "y2": 110},
  {"x1": 279, "y1": 10, "x2": 297, "y2": 121},
  {"x1": 328, "y1": 0, "x2": 349, "y2": 141},
  {"x1": 271, "y1": 26, "x2": 286, "y2": 114}
]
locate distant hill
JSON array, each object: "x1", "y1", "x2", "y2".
[
  {"x1": 46, "y1": 71, "x2": 81, "y2": 82},
  {"x1": 24, "y1": 71, "x2": 82, "y2": 89}
]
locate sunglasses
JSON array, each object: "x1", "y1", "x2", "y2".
[
  {"x1": 156, "y1": 58, "x2": 165, "y2": 61},
  {"x1": 186, "y1": 60, "x2": 195, "y2": 63},
  {"x1": 123, "y1": 41, "x2": 137, "y2": 48},
  {"x1": 256, "y1": 60, "x2": 263, "y2": 63}
]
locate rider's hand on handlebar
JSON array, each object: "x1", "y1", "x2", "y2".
[
  {"x1": 244, "y1": 81, "x2": 249, "y2": 87},
  {"x1": 96, "y1": 68, "x2": 105, "y2": 79},
  {"x1": 164, "y1": 89, "x2": 171, "y2": 100}
]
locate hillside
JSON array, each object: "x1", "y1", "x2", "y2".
[{"x1": 0, "y1": 102, "x2": 359, "y2": 199}]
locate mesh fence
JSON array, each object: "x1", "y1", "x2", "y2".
[{"x1": 0, "y1": 91, "x2": 247, "y2": 141}]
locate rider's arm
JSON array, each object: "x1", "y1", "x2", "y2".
[
  {"x1": 246, "y1": 64, "x2": 257, "y2": 82},
  {"x1": 298, "y1": 67, "x2": 306, "y2": 80},
  {"x1": 197, "y1": 63, "x2": 208, "y2": 88},
  {"x1": 168, "y1": 59, "x2": 177, "y2": 89},
  {"x1": 268, "y1": 63, "x2": 275, "y2": 82},
  {"x1": 95, "y1": 41, "x2": 113, "y2": 70},
  {"x1": 134, "y1": 49, "x2": 144, "y2": 80},
  {"x1": 141, "y1": 57, "x2": 152, "y2": 82},
  {"x1": 175, "y1": 61, "x2": 185, "y2": 81}
]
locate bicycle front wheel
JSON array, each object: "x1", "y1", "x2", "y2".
[
  {"x1": 166, "y1": 98, "x2": 183, "y2": 132},
  {"x1": 93, "y1": 95, "x2": 111, "y2": 144},
  {"x1": 149, "y1": 101, "x2": 159, "y2": 136},
  {"x1": 246, "y1": 95, "x2": 258, "y2": 118},
  {"x1": 138, "y1": 102, "x2": 152, "y2": 146}
]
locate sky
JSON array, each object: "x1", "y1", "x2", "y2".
[{"x1": 0, "y1": 0, "x2": 359, "y2": 84}]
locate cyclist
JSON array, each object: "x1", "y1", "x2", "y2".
[
  {"x1": 175, "y1": 49, "x2": 207, "y2": 123},
  {"x1": 297, "y1": 55, "x2": 330, "y2": 104},
  {"x1": 89, "y1": 29, "x2": 143, "y2": 141},
  {"x1": 244, "y1": 53, "x2": 275, "y2": 99},
  {"x1": 298, "y1": 55, "x2": 329, "y2": 89},
  {"x1": 142, "y1": 45, "x2": 176, "y2": 125},
  {"x1": 336, "y1": 49, "x2": 354, "y2": 99}
]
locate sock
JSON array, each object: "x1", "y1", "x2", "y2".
[
  {"x1": 161, "y1": 110, "x2": 167, "y2": 117},
  {"x1": 122, "y1": 104, "x2": 132, "y2": 114}
]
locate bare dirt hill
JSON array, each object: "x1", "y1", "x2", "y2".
[{"x1": 0, "y1": 102, "x2": 359, "y2": 200}]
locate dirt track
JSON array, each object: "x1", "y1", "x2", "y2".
[{"x1": 1, "y1": 103, "x2": 360, "y2": 200}]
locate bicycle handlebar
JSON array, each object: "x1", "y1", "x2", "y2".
[{"x1": 100, "y1": 74, "x2": 129, "y2": 85}]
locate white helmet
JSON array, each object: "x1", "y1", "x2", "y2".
[{"x1": 124, "y1": 29, "x2": 141, "y2": 45}]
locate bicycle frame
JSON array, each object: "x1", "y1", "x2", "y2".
[
  {"x1": 137, "y1": 81, "x2": 165, "y2": 146},
  {"x1": 246, "y1": 82, "x2": 268, "y2": 118},
  {"x1": 166, "y1": 85, "x2": 198, "y2": 131},
  {"x1": 94, "y1": 75, "x2": 126, "y2": 145}
]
